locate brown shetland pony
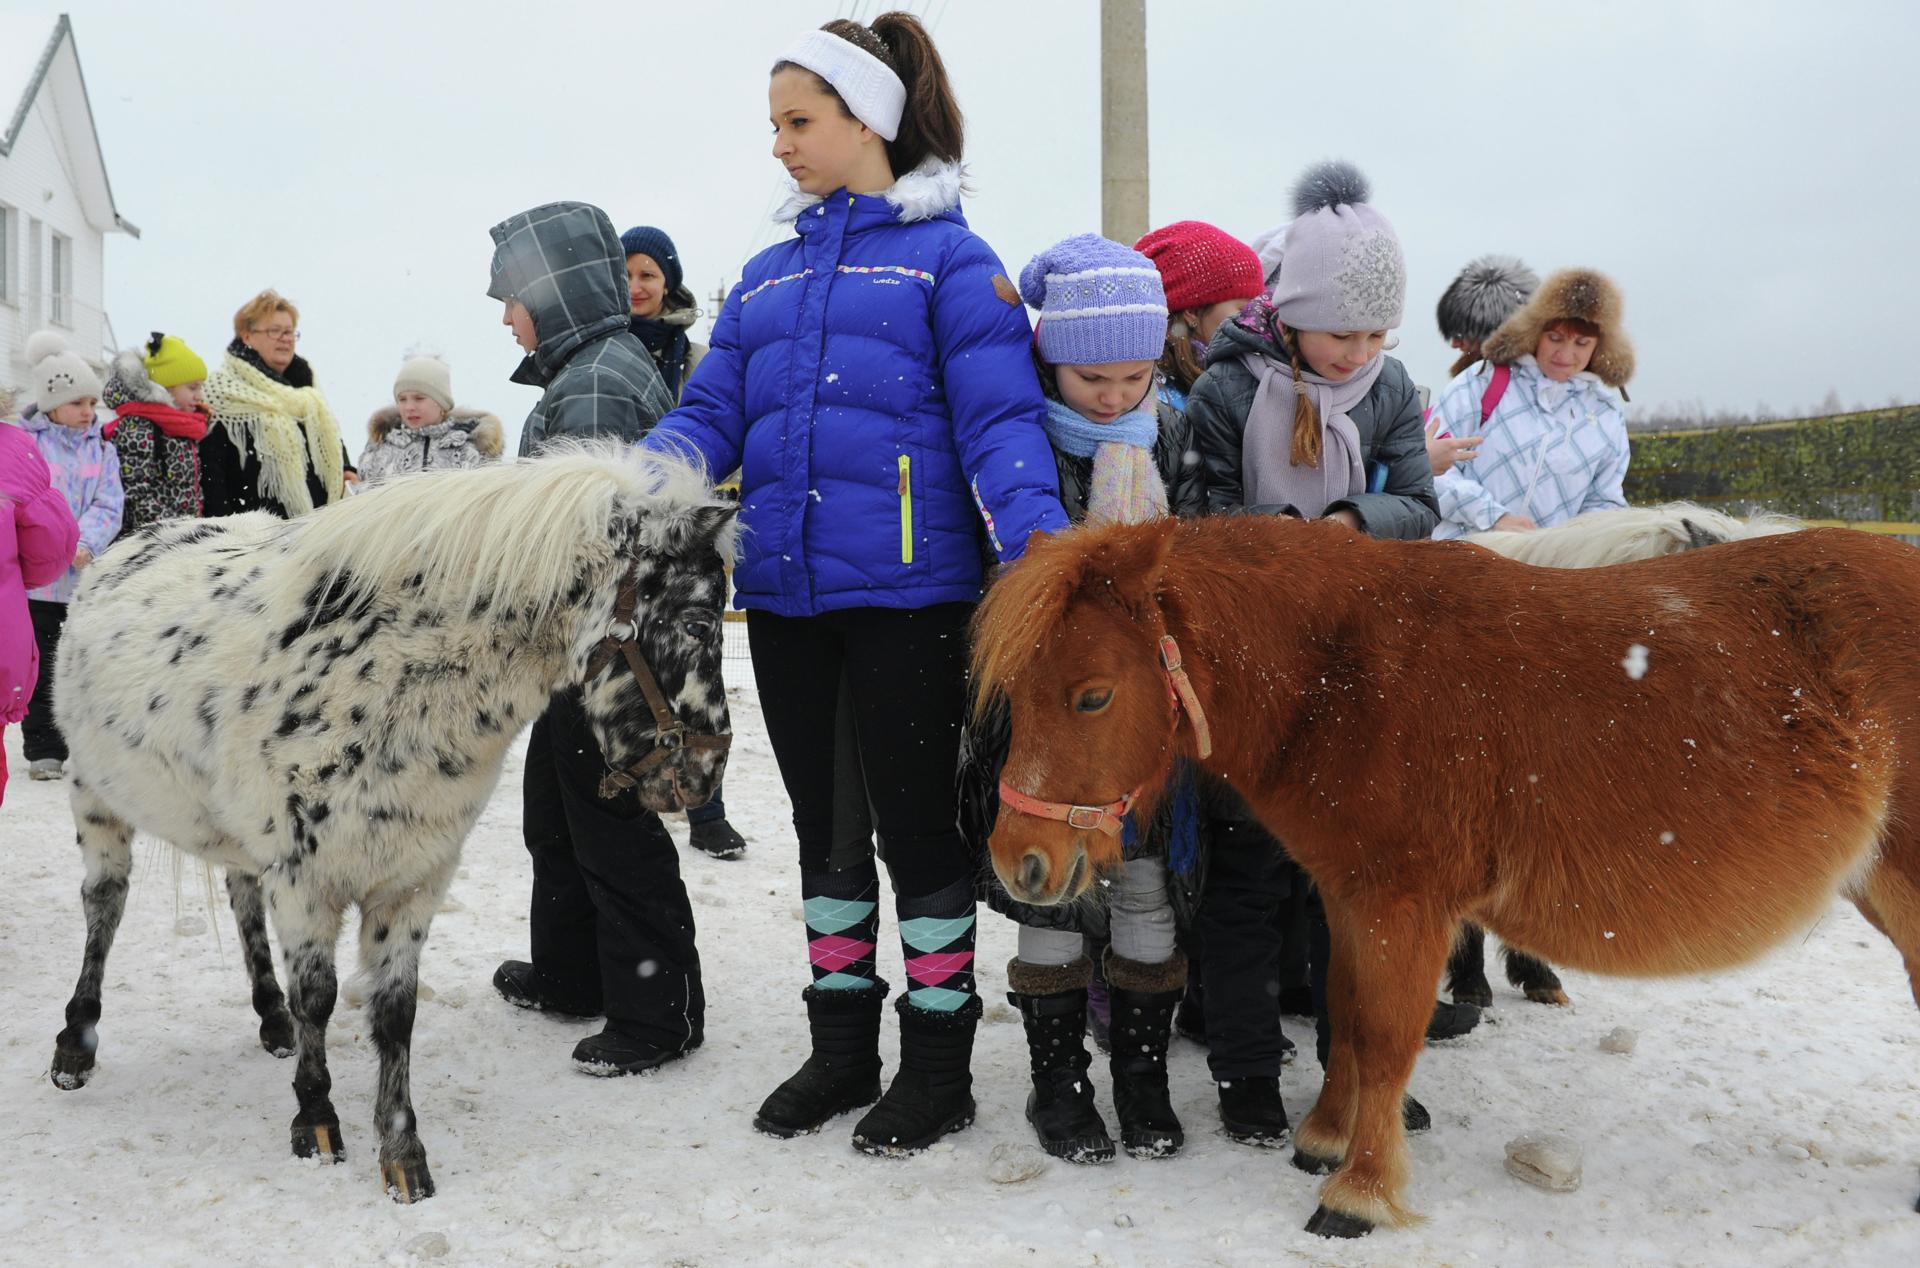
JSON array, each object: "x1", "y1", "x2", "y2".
[{"x1": 972, "y1": 514, "x2": 1920, "y2": 1239}]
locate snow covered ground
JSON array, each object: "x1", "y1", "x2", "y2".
[{"x1": 3, "y1": 687, "x2": 1918, "y2": 1268}]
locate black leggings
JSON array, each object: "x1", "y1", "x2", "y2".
[{"x1": 748, "y1": 604, "x2": 972, "y2": 897}]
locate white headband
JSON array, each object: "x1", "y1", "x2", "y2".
[{"x1": 777, "y1": 28, "x2": 906, "y2": 142}]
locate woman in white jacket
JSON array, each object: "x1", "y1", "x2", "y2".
[{"x1": 1428, "y1": 268, "x2": 1634, "y2": 539}]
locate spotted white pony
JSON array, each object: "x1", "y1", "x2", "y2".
[{"x1": 49, "y1": 444, "x2": 735, "y2": 1202}]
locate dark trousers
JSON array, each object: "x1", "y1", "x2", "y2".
[
  {"x1": 686, "y1": 788, "x2": 728, "y2": 827},
  {"x1": 1195, "y1": 818, "x2": 1297, "y2": 1080},
  {"x1": 522, "y1": 688, "x2": 703, "y2": 1049},
  {"x1": 747, "y1": 604, "x2": 972, "y2": 896},
  {"x1": 22, "y1": 600, "x2": 67, "y2": 762}
]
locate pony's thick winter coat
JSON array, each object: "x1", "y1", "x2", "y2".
[{"x1": 49, "y1": 446, "x2": 736, "y2": 1202}]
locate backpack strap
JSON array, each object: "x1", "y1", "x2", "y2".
[{"x1": 1480, "y1": 364, "x2": 1511, "y2": 424}]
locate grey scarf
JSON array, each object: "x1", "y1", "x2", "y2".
[{"x1": 1238, "y1": 351, "x2": 1382, "y2": 517}]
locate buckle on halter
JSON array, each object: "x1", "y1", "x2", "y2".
[
  {"x1": 656, "y1": 723, "x2": 686, "y2": 750},
  {"x1": 608, "y1": 620, "x2": 637, "y2": 642},
  {"x1": 1066, "y1": 805, "x2": 1106, "y2": 831}
]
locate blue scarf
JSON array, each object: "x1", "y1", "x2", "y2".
[{"x1": 1041, "y1": 398, "x2": 1158, "y2": 456}]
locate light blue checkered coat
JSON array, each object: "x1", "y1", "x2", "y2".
[{"x1": 1431, "y1": 356, "x2": 1628, "y2": 539}]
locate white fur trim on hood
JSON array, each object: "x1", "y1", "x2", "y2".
[{"x1": 774, "y1": 159, "x2": 968, "y2": 225}]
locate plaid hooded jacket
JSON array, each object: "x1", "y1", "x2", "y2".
[{"x1": 488, "y1": 202, "x2": 673, "y2": 456}]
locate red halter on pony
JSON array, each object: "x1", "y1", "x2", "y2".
[{"x1": 996, "y1": 635, "x2": 1212, "y2": 836}]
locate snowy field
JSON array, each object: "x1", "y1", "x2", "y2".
[{"x1": 2, "y1": 686, "x2": 1918, "y2": 1268}]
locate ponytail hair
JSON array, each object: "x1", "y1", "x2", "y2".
[
  {"x1": 779, "y1": 12, "x2": 965, "y2": 176},
  {"x1": 1157, "y1": 318, "x2": 1206, "y2": 394},
  {"x1": 1276, "y1": 325, "x2": 1322, "y2": 469}
]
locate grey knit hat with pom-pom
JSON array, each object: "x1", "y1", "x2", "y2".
[
  {"x1": 1265, "y1": 160, "x2": 1405, "y2": 333},
  {"x1": 1436, "y1": 255, "x2": 1539, "y2": 344}
]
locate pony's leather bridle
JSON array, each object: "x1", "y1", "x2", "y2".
[
  {"x1": 997, "y1": 635, "x2": 1213, "y2": 837},
  {"x1": 584, "y1": 570, "x2": 732, "y2": 802}
]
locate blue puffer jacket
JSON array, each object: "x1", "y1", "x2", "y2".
[{"x1": 643, "y1": 161, "x2": 1068, "y2": 616}]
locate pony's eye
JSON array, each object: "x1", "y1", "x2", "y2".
[
  {"x1": 682, "y1": 618, "x2": 715, "y2": 642},
  {"x1": 1076, "y1": 688, "x2": 1113, "y2": 714}
]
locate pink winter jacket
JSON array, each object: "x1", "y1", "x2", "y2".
[{"x1": 2, "y1": 420, "x2": 80, "y2": 724}]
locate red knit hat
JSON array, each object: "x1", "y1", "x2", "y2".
[{"x1": 1134, "y1": 221, "x2": 1265, "y2": 314}]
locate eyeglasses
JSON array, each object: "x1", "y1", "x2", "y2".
[{"x1": 250, "y1": 325, "x2": 300, "y2": 342}]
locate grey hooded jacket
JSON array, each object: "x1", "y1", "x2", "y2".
[
  {"x1": 1185, "y1": 317, "x2": 1438, "y2": 542},
  {"x1": 488, "y1": 202, "x2": 674, "y2": 456}
]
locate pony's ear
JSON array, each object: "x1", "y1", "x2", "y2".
[
  {"x1": 1080, "y1": 519, "x2": 1176, "y2": 614},
  {"x1": 1680, "y1": 517, "x2": 1723, "y2": 551}
]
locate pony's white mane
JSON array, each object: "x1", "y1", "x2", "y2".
[
  {"x1": 1468, "y1": 502, "x2": 1800, "y2": 568},
  {"x1": 274, "y1": 442, "x2": 729, "y2": 620}
]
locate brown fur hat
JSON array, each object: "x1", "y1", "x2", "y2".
[{"x1": 1481, "y1": 267, "x2": 1634, "y2": 389}]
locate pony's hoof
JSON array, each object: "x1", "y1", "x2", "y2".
[
  {"x1": 1305, "y1": 1204, "x2": 1373, "y2": 1239},
  {"x1": 1524, "y1": 987, "x2": 1571, "y2": 1006},
  {"x1": 382, "y1": 1157, "x2": 436, "y2": 1204},
  {"x1": 50, "y1": 1041, "x2": 96, "y2": 1090},
  {"x1": 259, "y1": 1012, "x2": 296, "y2": 1058},
  {"x1": 1292, "y1": 1147, "x2": 1340, "y2": 1176},
  {"x1": 291, "y1": 1120, "x2": 346, "y2": 1163}
]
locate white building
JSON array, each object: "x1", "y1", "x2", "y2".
[{"x1": 0, "y1": 13, "x2": 137, "y2": 400}]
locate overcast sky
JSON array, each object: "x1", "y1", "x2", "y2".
[{"x1": 32, "y1": 0, "x2": 1920, "y2": 455}]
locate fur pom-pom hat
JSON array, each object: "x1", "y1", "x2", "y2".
[
  {"x1": 27, "y1": 330, "x2": 103, "y2": 412},
  {"x1": 1265, "y1": 160, "x2": 1406, "y2": 333},
  {"x1": 1436, "y1": 255, "x2": 1538, "y2": 344},
  {"x1": 1481, "y1": 267, "x2": 1635, "y2": 388}
]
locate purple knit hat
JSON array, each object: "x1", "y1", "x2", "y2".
[
  {"x1": 1019, "y1": 234, "x2": 1168, "y2": 365},
  {"x1": 1267, "y1": 160, "x2": 1406, "y2": 333}
]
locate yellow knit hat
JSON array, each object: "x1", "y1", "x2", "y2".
[{"x1": 142, "y1": 332, "x2": 208, "y2": 389}]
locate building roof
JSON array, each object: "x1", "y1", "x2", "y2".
[{"x1": 0, "y1": 13, "x2": 139, "y2": 238}]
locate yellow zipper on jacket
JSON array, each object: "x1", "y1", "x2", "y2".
[{"x1": 897, "y1": 454, "x2": 914, "y2": 564}]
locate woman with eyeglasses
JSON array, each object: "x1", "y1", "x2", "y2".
[{"x1": 200, "y1": 289, "x2": 353, "y2": 518}]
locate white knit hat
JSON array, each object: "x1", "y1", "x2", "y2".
[
  {"x1": 394, "y1": 356, "x2": 454, "y2": 412},
  {"x1": 28, "y1": 330, "x2": 103, "y2": 412},
  {"x1": 777, "y1": 28, "x2": 906, "y2": 141}
]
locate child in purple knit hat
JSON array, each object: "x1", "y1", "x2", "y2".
[{"x1": 964, "y1": 234, "x2": 1206, "y2": 1165}]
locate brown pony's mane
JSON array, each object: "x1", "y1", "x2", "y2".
[{"x1": 971, "y1": 520, "x2": 1179, "y2": 718}]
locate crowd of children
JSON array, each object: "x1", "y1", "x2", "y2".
[{"x1": 1, "y1": 7, "x2": 1639, "y2": 1166}]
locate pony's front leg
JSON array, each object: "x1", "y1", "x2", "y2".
[
  {"x1": 225, "y1": 871, "x2": 296, "y2": 1057},
  {"x1": 272, "y1": 887, "x2": 348, "y2": 1164},
  {"x1": 359, "y1": 884, "x2": 446, "y2": 1203},
  {"x1": 51, "y1": 788, "x2": 134, "y2": 1088},
  {"x1": 1305, "y1": 895, "x2": 1454, "y2": 1239},
  {"x1": 1293, "y1": 908, "x2": 1359, "y2": 1175}
]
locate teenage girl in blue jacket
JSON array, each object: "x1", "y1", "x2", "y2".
[{"x1": 643, "y1": 11, "x2": 1067, "y2": 1155}]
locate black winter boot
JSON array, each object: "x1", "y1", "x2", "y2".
[
  {"x1": 1217, "y1": 1076, "x2": 1290, "y2": 1147},
  {"x1": 1425, "y1": 998, "x2": 1482, "y2": 1042},
  {"x1": 754, "y1": 980, "x2": 889, "y2": 1138},
  {"x1": 688, "y1": 817, "x2": 748, "y2": 860},
  {"x1": 851, "y1": 995, "x2": 982, "y2": 1155},
  {"x1": 571, "y1": 1024, "x2": 702, "y2": 1077},
  {"x1": 492, "y1": 960, "x2": 601, "y2": 1020},
  {"x1": 1008, "y1": 957, "x2": 1115, "y2": 1165},
  {"x1": 1106, "y1": 949, "x2": 1187, "y2": 1159}
]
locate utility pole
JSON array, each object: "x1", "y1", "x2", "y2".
[{"x1": 1100, "y1": 0, "x2": 1149, "y2": 245}]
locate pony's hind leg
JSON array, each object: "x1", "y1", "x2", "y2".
[
  {"x1": 357, "y1": 880, "x2": 447, "y2": 1203},
  {"x1": 51, "y1": 788, "x2": 135, "y2": 1089},
  {"x1": 226, "y1": 871, "x2": 295, "y2": 1057},
  {"x1": 1445, "y1": 923, "x2": 1493, "y2": 1007},
  {"x1": 1304, "y1": 894, "x2": 1454, "y2": 1238},
  {"x1": 1846, "y1": 850, "x2": 1920, "y2": 1213},
  {"x1": 1503, "y1": 945, "x2": 1570, "y2": 1006},
  {"x1": 271, "y1": 887, "x2": 348, "y2": 1164}
]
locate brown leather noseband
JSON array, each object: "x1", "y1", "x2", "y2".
[{"x1": 583, "y1": 569, "x2": 732, "y2": 802}]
